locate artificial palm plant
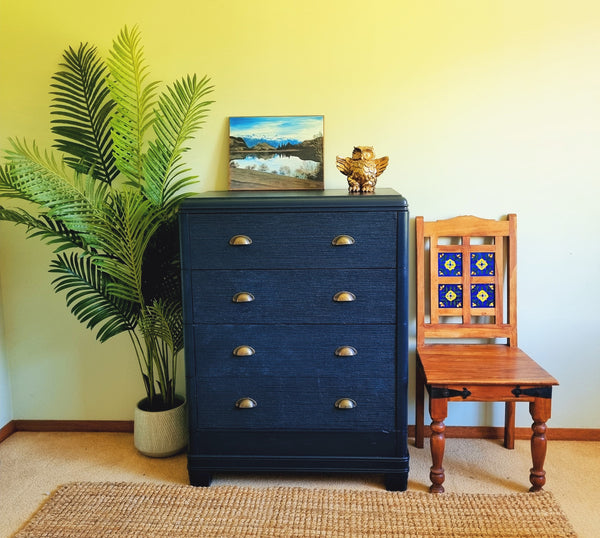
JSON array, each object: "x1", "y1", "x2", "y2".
[{"x1": 0, "y1": 26, "x2": 213, "y2": 411}]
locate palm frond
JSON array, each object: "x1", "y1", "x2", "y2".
[
  {"x1": 0, "y1": 163, "x2": 23, "y2": 198},
  {"x1": 4, "y1": 139, "x2": 109, "y2": 246},
  {"x1": 50, "y1": 43, "x2": 118, "y2": 184},
  {"x1": 50, "y1": 252, "x2": 138, "y2": 342},
  {"x1": 140, "y1": 298, "x2": 183, "y2": 408},
  {"x1": 141, "y1": 299, "x2": 183, "y2": 354},
  {"x1": 141, "y1": 218, "x2": 181, "y2": 306},
  {"x1": 91, "y1": 189, "x2": 164, "y2": 303},
  {"x1": 0, "y1": 25, "x2": 213, "y2": 410},
  {"x1": 143, "y1": 74, "x2": 214, "y2": 210},
  {"x1": 2, "y1": 147, "x2": 86, "y2": 252},
  {"x1": 0, "y1": 206, "x2": 85, "y2": 252},
  {"x1": 107, "y1": 25, "x2": 159, "y2": 185}
]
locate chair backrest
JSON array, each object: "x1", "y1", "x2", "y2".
[{"x1": 416, "y1": 214, "x2": 517, "y2": 348}]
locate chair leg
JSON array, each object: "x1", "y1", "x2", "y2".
[
  {"x1": 429, "y1": 396, "x2": 448, "y2": 493},
  {"x1": 504, "y1": 401, "x2": 516, "y2": 449},
  {"x1": 415, "y1": 359, "x2": 425, "y2": 448},
  {"x1": 529, "y1": 397, "x2": 551, "y2": 492}
]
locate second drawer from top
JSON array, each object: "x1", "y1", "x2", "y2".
[{"x1": 188, "y1": 268, "x2": 397, "y2": 324}]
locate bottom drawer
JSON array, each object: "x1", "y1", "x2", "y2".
[
  {"x1": 194, "y1": 376, "x2": 395, "y2": 430},
  {"x1": 190, "y1": 430, "x2": 401, "y2": 457}
]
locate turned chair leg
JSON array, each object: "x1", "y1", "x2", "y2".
[
  {"x1": 529, "y1": 397, "x2": 551, "y2": 492},
  {"x1": 415, "y1": 360, "x2": 425, "y2": 448},
  {"x1": 429, "y1": 396, "x2": 448, "y2": 493}
]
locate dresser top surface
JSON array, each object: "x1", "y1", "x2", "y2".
[{"x1": 180, "y1": 189, "x2": 408, "y2": 211}]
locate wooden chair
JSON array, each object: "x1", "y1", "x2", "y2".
[{"x1": 415, "y1": 214, "x2": 558, "y2": 493}]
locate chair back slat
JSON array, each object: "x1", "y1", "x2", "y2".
[{"x1": 416, "y1": 214, "x2": 518, "y2": 347}]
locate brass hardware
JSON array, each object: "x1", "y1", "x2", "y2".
[
  {"x1": 334, "y1": 398, "x2": 357, "y2": 409},
  {"x1": 229, "y1": 235, "x2": 252, "y2": 246},
  {"x1": 335, "y1": 346, "x2": 357, "y2": 357},
  {"x1": 332, "y1": 235, "x2": 355, "y2": 246},
  {"x1": 235, "y1": 397, "x2": 257, "y2": 409},
  {"x1": 333, "y1": 291, "x2": 356, "y2": 302},
  {"x1": 232, "y1": 292, "x2": 255, "y2": 303},
  {"x1": 233, "y1": 345, "x2": 255, "y2": 356}
]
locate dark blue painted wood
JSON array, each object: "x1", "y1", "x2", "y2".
[
  {"x1": 181, "y1": 188, "x2": 408, "y2": 211},
  {"x1": 190, "y1": 430, "x2": 398, "y2": 457},
  {"x1": 179, "y1": 189, "x2": 409, "y2": 490},
  {"x1": 185, "y1": 211, "x2": 397, "y2": 269},
  {"x1": 189, "y1": 269, "x2": 396, "y2": 324},
  {"x1": 192, "y1": 324, "x2": 395, "y2": 379},
  {"x1": 187, "y1": 453, "x2": 410, "y2": 475},
  {"x1": 193, "y1": 375, "x2": 395, "y2": 430}
]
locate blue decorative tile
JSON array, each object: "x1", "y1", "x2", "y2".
[
  {"x1": 470, "y1": 253, "x2": 495, "y2": 276},
  {"x1": 471, "y1": 284, "x2": 495, "y2": 308},
  {"x1": 438, "y1": 252, "x2": 462, "y2": 277},
  {"x1": 439, "y1": 284, "x2": 462, "y2": 308}
]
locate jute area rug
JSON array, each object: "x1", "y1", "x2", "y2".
[{"x1": 14, "y1": 482, "x2": 576, "y2": 538}]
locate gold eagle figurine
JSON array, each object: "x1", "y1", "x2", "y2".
[{"x1": 336, "y1": 146, "x2": 389, "y2": 193}]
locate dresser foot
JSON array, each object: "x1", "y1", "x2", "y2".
[
  {"x1": 189, "y1": 471, "x2": 213, "y2": 487},
  {"x1": 384, "y1": 473, "x2": 408, "y2": 491}
]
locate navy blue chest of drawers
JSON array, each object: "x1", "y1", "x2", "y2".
[{"x1": 179, "y1": 189, "x2": 409, "y2": 490}]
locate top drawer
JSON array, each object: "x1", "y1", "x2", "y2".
[{"x1": 181, "y1": 211, "x2": 397, "y2": 269}]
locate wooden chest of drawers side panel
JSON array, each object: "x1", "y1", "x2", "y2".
[{"x1": 394, "y1": 206, "x2": 410, "y2": 439}]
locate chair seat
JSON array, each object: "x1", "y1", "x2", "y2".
[{"x1": 417, "y1": 344, "x2": 558, "y2": 387}]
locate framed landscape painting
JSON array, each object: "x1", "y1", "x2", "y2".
[{"x1": 229, "y1": 115, "x2": 324, "y2": 190}]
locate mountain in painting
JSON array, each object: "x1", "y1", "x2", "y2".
[{"x1": 247, "y1": 134, "x2": 308, "y2": 148}]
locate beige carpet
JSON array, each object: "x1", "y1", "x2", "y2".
[
  {"x1": 3, "y1": 433, "x2": 599, "y2": 536},
  {"x1": 14, "y1": 481, "x2": 575, "y2": 538}
]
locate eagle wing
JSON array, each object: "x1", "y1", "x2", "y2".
[
  {"x1": 374, "y1": 156, "x2": 389, "y2": 177},
  {"x1": 336, "y1": 156, "x2": 353, "y2": 177}
]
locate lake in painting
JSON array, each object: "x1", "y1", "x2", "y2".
[{"x1": 229, "y1": 115, "x2": 324, "y2": 190}]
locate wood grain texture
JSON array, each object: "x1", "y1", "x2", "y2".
[
  {"x1": 417, "y1": 344, "x2": 558, "y2": 386},
  {"x1": 414, "y1": 213, "x2": 558, "y2": 493}
]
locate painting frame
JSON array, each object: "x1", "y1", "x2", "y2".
[{"x1": 228, "y1": 115, "x2": 324, "y2": 191}]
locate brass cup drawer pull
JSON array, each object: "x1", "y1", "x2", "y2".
[
  {"x1": 335, "y1": 346, "x2": 357, "y2": 357},
  {"x1": 232, "y1": 292, "x2": 255, "y2": 303},
  {"x1": 334, "y1": 398, "x2": 357, "y2": 409},
  {"x1": 333, "y1": 291, "x2": 356, "y2": 302},
  {"x1": 332, "y1": 234, "x2": 355, "y2": 246},
  {"x1": 229, "y1": 235, "x2": 252, "y2": 246},
  {"x1": 235, "y1": 397, "x2": 257, "y2": 409},
  {"x1": 233, "y1": 345, "x2": 255, "y2": 356}
]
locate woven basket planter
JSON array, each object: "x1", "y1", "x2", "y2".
[{"x1": 134, "y1": 397, "x2": 187, "y2": 457}]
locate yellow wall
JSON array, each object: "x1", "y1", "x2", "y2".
[{"x1": 1, "y1": 0, "x2": 599, "y2": 427}]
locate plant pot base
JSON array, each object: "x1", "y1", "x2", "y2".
[{"x1": 134, "y1": 397, "x2": 187, "y2": 458}]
